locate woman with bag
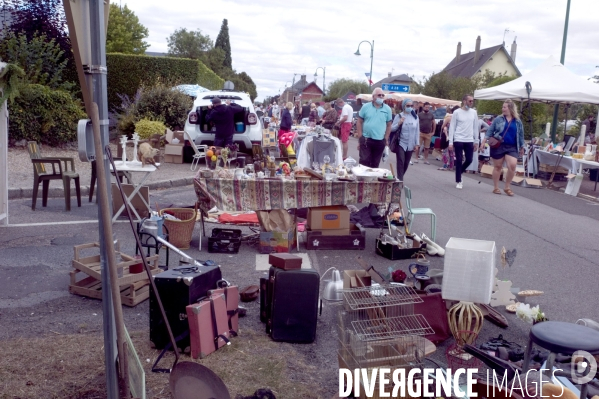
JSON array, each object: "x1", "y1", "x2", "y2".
[
  {"x1": 481, "y1": 99, "x2": 524, "y2": 196},
  {"x1": 390, "y1": 98, "x2": 419, "y2": 181}
]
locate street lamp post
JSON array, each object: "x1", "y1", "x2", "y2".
[
  {"x1": 290, "y1": 73, "x2": 300, "y2": 103},
  {"x1": 283, "y1": 81, "x2": 291, "y2": 103},
  {"x1": 354, "y1": 40, "x2": 374, "y2": 86},
  {"x1": 314, "y1": 67, "x2": 326, "y2": 96}
]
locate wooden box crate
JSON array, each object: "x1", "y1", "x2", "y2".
[
  {"x1": 68, "y1": 242, "x2": 161, "y2": 306},
  {"x1": 538, "y1": 163, "x2": 569, "y2": 174}
]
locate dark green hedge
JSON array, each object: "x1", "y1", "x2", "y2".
[
  {"x1": 8, "y1": 83, "x2": 87, "y2": 145},
  {"x1": 106, "y1": 53, "x2": 224, "y2": 109}
]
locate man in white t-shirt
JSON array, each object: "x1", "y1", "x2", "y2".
[
  {"x1": 335, "y1": 98, "x2": 354, "y2": 159},
  {"x1": 271, "y1": 102, "x2": 280, "y2": 124},
  {"x1": 448, "y1": 94, "x2": 479, "y2": 189}
]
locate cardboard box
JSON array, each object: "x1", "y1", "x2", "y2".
[
  {"x1": 343, "y1": 270, "x2": 371, "y2": 289},
  {"x1": 259, "y1": 229, "x2": 295, "y2": 254},
  {"x1": 172, "y1": 131, "x2": 185, "y2": 143},
  {"x1": 164, "y1": 143, "x2": 184, "y2": 164},
  {"x1": 111, "y1": 183, "x2": 149, "y2": 219},
  {"x1": 307, "y1": 206, "x2": 350, "y2": 230}
]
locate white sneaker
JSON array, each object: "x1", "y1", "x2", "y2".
[
  {"x1": 418, "y1": 155, "x2": 424, "y2": 159},
  {"x1": 409, "y1": 161, "x2": 413, "y2": 165},
  {"x1": 456, "y1": 182, "x2": 463, "y2": 189}
]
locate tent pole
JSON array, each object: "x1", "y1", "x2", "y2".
[{"x1": 550, "y1": 0, "x2": 572, "y2": 142}]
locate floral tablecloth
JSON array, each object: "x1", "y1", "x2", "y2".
[{"x1": 194, "y1": 178, "x2": 402, "y2": 213}]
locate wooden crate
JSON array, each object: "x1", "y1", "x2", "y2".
[
  {"x1": 68, "y1": 242, "x2": 161, "y2": 306},
  {"x1": 72, "y1": 242, "x2": 160, "y2": 287},
  {"x1": 69, "y1": 274, "x2": 151, "y2": 307},
  {"x1": 538, "y1": 163, "x2": 569, "y2": 174}
]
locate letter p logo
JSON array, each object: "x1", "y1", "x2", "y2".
[{"x1": 571, "y1": 350, "x2": 597, "y2": 385}]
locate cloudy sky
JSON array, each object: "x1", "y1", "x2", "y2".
[{"x1": 121, "y1": 0, "x2": 597, "y2": 101}]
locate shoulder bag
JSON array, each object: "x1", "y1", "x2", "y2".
[
  {"x1": 488, "y1": 118, "x2": 512, "y2": 149},
  {"x1": 389, "y1": 122, "x2": 402, "y2": 153}
]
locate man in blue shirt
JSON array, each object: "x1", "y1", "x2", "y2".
[{"x1": 356, "y1": 87, "x2": 392, "y2": 167}]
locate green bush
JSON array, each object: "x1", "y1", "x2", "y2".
[
  {"x1": 134, "y1": 119, "x2": 167, "y2": 140},
  {"x1": 136, "y1": 84, "x2": 193, "y2": 130},
  {"x1": 8, "y1": 83, "x2": 86, "y2": 145},
  {"x1": 106, "y1": 53, "x2": 224, "y2": 110}
]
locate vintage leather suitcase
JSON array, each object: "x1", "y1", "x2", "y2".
[
  {"x1": 186, "y1": 293, "x2": 231, "y2": 359},
  {"x1": 208, "y1": 285, "x2": 239, "y2": 334},
  {"x1": 267, "y1": 266, "x2": 319, "y2": 343},
  {"x1": 269, "y1": 253, "x2": 302, "y2": 270},
  {"x1": 150, "y1": 265, "x2": 222, "y2": 350}
]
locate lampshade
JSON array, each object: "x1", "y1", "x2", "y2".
[{"x1": 441, "y1": 238, "x2": 496, "y2": 304}]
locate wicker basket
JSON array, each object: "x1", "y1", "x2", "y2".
[{"x1": 159, "y1": 206, "x2": 197, "y2": 249}]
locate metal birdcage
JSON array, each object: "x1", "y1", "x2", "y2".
[{"x1": 336, "y1": 284, "x2": 433, "y2": 376}]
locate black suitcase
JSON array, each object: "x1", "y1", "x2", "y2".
[
  {"x1": 150, "y1": 265, "x2": 222, "y2": 350},
  {"x1": 259, "y1": 277, "x2": 269, "y2": 323},
  {"x1": 266, "y1": 266, "x2": 319, "y2": 343}
]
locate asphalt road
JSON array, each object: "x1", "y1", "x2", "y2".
[{"x1": 1, "y1": 136, "x2": 599, "y2": 396}]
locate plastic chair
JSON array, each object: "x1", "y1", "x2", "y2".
[
  {"x1": 28, "y1": 141, "x2": 81, "y2": 211},
  {"x1": 404, "y1": 186, "x2": 436, "y2": 241},
  {"x1": 184, "y1": 131, "x2": 208, "y2": 171}
]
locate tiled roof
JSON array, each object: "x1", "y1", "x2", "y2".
[{"x1": 443, "y1": 44, "x2": 521, "y2": 78}]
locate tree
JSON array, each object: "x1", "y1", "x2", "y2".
[
  {"x1": 413, "y1": 69, "x2": 506, "y2": 101},
  {"x1": 0, "y1": 31, "x2": 72, "y2": 91},
  {"x1": 106, "y1": 4, "x2": 149, "y2": 54},
  {"x1": 324, "y1": 78, "x2": 370, "y2": 102},
  {"x1": 230, "y1": 71, "x2": 257, "y2": 101},
  {"x1": 167, "y1": 28, "x2": 213, "y2": 60},
  {"x1": 214, "y1": 19, "x2": 232, "y2": 69}
]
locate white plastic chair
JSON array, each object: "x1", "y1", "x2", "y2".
[
  {"x1": 404, "y1": 186, "x2": 436, "y2": 241},
  {"x1": 184, "y1": 131, "x2": 208, "y2": 171}
]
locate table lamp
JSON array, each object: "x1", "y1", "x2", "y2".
[{"x1": 442, "y1": 238, "x2": 496, "y2": 345}]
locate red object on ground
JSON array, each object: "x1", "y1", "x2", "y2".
[
  {"x1": 130, "y1": 255, "x2": 144, "y2": 274},
  {"x1": 218, "y1": 212, "x2": 259, "y2": 225}
]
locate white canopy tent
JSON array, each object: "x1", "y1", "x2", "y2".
[{"x1": 474, "y1": 56, "x2": 599, "y2": 105}]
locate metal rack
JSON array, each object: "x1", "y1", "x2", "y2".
[{"x1": 336, "y1": 283, "x2": 432, "y2": 394}]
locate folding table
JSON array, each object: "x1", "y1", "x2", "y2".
[{"x1": 111, "y1": 163, "x2": 156, "y2": 222}]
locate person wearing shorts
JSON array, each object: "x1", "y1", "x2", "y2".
[
  {"x1": 480, "y1": 99, "x2": 524, "y2": 196},
  {"x1": 416, "y1": 102, "x2": 436, "y2": 165},
  {"x1": 335, "y1": 98, "x2": 354, "y2": 159}
]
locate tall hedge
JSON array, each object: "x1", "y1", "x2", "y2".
[
  {"x1": 8, "y1": 83, "x2": 87, "y2": 145},
  {"x1": 106, "y1": 53, "x2": 224, "y2": 109}
]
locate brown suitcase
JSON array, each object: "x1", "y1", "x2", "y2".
[
  {"x1": 208, "y1": 285, "x2": 239, "y2": 334},
  {"x1": 269, "y1": 253, "x2": 302, "y2": 270},
  {"x1": 186, "y1": 293, "x2": 230, "y2": 359}
]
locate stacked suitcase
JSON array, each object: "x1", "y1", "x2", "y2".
[
  {"x1": 149, "y1": 265, "x2": 222, "y2": 351},
  {"x1": 260, "y1": 254, "x2": 319, "y2": 343}
]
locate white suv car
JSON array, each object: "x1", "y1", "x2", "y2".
[{"x1": 184, "y1": 82, "x2": 260, "y2": 154}]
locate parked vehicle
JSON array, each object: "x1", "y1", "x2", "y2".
[{"x1": 184, "y1": 81, "x2": 260, "y2": 154}]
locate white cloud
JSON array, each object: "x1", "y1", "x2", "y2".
[{"x1": 122, "y1": 0, "x2": 599, "y2": 100}]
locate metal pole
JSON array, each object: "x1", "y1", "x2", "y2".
[
  {"x1": 370, "y1": 41, "x2": 374, "y2": 87},
  {"x1": 550, "y1": 0, "x2": 571, "y2": 142},
  {"x1": 323, "y1": 67, "x2": 326, "y2": 96},
  {"x1": 89, "y1": 0, "x2": 127, "y2": 396}
]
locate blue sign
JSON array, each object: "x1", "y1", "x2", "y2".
[{"x1": 381, "y1": 83, "x2": 410, "y2": 93}]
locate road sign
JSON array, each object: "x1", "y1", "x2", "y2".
[{"x1": 381, "y1": 83, "x2": 410, "y2": 93}]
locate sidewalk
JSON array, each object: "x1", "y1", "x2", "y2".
[{"x1": 7, "y1": 145, "x2": 201, "y2": 200}]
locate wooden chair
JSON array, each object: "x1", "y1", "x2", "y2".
[{"x1": 27, "y1": 141, "x2": 81, "y2": 211}]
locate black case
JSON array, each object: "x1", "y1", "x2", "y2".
[
  {"x1": 259, "y1": 277, "x2": 269, "y2": 323},
  {"x1": 150, "y1": 265, "x2": 222, "y2": 350},
  {"x1": 266, "y1": 266, "x2": 319, "y2": 343}
]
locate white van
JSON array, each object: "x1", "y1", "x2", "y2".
[{"x1": 184, "y1": 81, "x2": 261, "y2": 154}]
